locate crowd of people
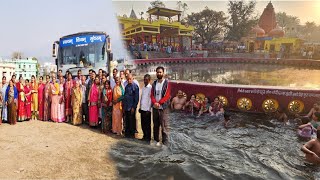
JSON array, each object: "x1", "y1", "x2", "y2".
[
  {"x1": 0, "y1": 66, "x2": 171, "y2": 147},
  {"x1": 1, "y1": 67, "x2": 320, "y2": 164}
]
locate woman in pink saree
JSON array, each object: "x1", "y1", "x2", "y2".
[
  {"x1": 58, "y1": 76, "x2": 65, "y2": 122},
  {"x1": 112, "y1": 77, "x2": 124, "y2": 135},
  {"x1": 88, "y1": 77, "x2": 100, "y2": 127},
  {"x1": 51, "y1": 75, "x2": 65, "y2": 123},
  {"x1": 43, "y1": 75, "x2": 51, "y2": 121},
  {"x1": 38, "y1": 76, "x2": 45, "y2": 121}
]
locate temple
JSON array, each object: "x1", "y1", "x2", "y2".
[
  {"x1": 243, "y1": 2, "x2": 303, "y2": 57},
  {"x1": 118, "y1": 7, "x2": 194, "y2": 52}
]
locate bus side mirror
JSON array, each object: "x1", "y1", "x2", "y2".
[
  {"x1": 52, "y1": 43, "x2": 57, "y2": 57},
  {"x1": 106, "y1": 37, "x2": 111, "y2": 52}
]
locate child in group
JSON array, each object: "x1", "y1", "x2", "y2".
[
  {"x1": 297, "y1": 117, "x2": 314, "y2": 140},
  {"x1": 275, "y1": 107, "x2": 288, "y2": 125},
  {"x1": 298, "y1": 112, "x2": 320, "y2": 135},
  {"x1": 224, "y1": 112, "x2": 231, "y2": 128}
]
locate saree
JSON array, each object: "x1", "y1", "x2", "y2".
[
  {"x1": 24, "y1": 86, "x2": 32, "y2": 119},
  {"x1": 64, "y1": 80, "x2": 73, "y2": 116},
  {"x1": 71, "y1": 87, "x2": 82, "y2": 125},
  {"x1": 6, "y1": 86, "x2": 17, "y2": 125},
  {"x1": 1, "y1": 84, "x2": 8, "y2": 122},
  {"x1": 51, "y1": 83, "x2": 65, "y2": 122},
  {"x1": 88, "y1": 84, "x2": 100, "y2": 126},
  {"x1": 16, "y1": 82, "x2": 26, "y2": 121},
  {"x1": 112, "y1": 85, "x2": 124, "y2": 134},
  {"x1": 38, "y1": 83, "x2": 45, "y2": 120},
  {"x1": 43, "y1": 82, "x2": 51, "y2": 121},
  {"x1": 31, "y1": 82, "x2": 38, "y2": 118},
  {"x1": 101, "y1": 88, "x2": 113, "y2": 133}
]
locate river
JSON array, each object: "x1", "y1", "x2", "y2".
[{"x1": 110, "y1": 112, "x2": 320, "y2": 180}]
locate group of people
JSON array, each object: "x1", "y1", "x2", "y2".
[
  {"x1": 297, "y1": 102, "x2": 320, "y2": 165},
  {"x1": 171, "y1": 91, "x2": 226, "y2": 119},
  {"x1": 0, "y1": 66, "x2": 171, "y2": 146}
]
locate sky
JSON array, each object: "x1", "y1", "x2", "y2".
[
  {"x1": 0, "y1": 0, "x2": 319, "y2": 63},
  {"x1": 0, "y1": 0, "x2": 127, "y2": 63}
]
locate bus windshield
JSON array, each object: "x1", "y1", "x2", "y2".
[{"x1": 58, "y1": 33, "x2": 106, "y2": 68}]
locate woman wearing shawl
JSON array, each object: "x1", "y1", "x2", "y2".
[
  {"x1": 5, "y1": 80, "x2": 18, "y2": 125},
  {"x1": 71, "y1": 80, "x2": 82, "y2": 125},
  {"x1": 88, "y1": 77, "x2": 100, "y2": 127},
  {"x1": 43, "y1": 75, "x2": 52, "y2": 121},
  {"x1": 101, "y1": 80, "x2": 113, "y2": 133},
  {"x1": 112, "y1": 77, "x2": 124, "y2": 135},
  {"x1": 38, "y1": 76, "x2": 45, "y2": 121}
]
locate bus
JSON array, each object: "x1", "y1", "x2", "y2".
[{"x1": 52, "y1": 31, "x2": 112, "y2": 75}]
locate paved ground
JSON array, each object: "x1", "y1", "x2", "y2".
[{"x1": 0, "y1": 120, "x2": 120, "y2": 179}]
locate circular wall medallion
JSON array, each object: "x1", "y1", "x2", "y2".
[
  {"x1": 262, "y1": 99, "x2": 279, "y2": 113},
  {"x1": 288, "y1": 100, "x2": 304, "y2": 114},
  {"x1": 195, "y1": 93, "x2": 206, "y2": 104},
  {"x1": 218, "y1": 95, "x2": 228, "y2": 107},
  {"x1": 237, "y1": 97, "x2": 252, "y2": 111}
]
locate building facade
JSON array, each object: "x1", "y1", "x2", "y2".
[
  {"x1": 0, "y1": 60, "x2": 16, "y2": 80},
  {"x1": 11, "y1": 58, "x2": 38, "y2": 79},
  {"x1": 118, "y1": 7, "x2": 194, "y2": 51},
  {"x1": 40, "y1": 63, "x2": 57, "y2": 76}
]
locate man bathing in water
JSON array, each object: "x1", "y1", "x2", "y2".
[
  {"x1": 301, "y1": 127, "x2": 320, "y2": 165},
  {"x1": 171, "y1": 90, "x2": 186, "y2": 110}
]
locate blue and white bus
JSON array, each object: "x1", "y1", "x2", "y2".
[{"x1": 52, "y1": 31, "x2": 112, "y2": 75}]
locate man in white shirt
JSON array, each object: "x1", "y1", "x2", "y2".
[{"x1": 139, "y1": 74, "x2": 152, "y2": 142}]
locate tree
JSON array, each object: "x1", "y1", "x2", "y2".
[
  {"x1": 186, "y1": 7, "x2": 227, "y2": 46},
  {"x1": 11, "y1": 51, "x2": 23, "y2": 59},
  {"x1": 177, "y1": 1, "x2": 188, "y2": 19},
  {"x1": 149, "y1": 0, "x2": 165, "y2": 9},
  {"x1": 225, "y1": 1, "x2": 258, "y2": 41},
  {"x1": 303, "y1": 21, "x2": 318, "y2": 41},
  {"x1": 276, "y1": 12, "x2": 300, "y2": 30}
]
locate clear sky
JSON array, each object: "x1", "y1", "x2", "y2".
[
  {"x1": 0, "y1": 0, "x2": 319, "y2": 63},
  {"x1": 0, "y1": 0, "x2": 127, "y2": 62}
]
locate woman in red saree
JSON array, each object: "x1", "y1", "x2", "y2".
[
  {"x1": 88, "y1": 77, "x2": 100, "y2": 127},
  {"x1": 24, "y1": 79, "x2": 32, "y2": 120},
  {"x1": 16, "y1": 76, "x2": 26, "y2": 122},
  {"x1": 64, "y1": 73, "x2": 73, "y2": 122},
  {"x1": 38, "y1": 76, "x2": 45, "y2": 121}
]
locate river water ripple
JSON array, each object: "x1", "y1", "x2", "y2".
[{"x1": 110, "y1": 112, "x2": 320, "y2": 180}]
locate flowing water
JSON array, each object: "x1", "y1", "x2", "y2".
[{"x1": 110, "y1": 112, "x2": 320, "y2": 180}]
